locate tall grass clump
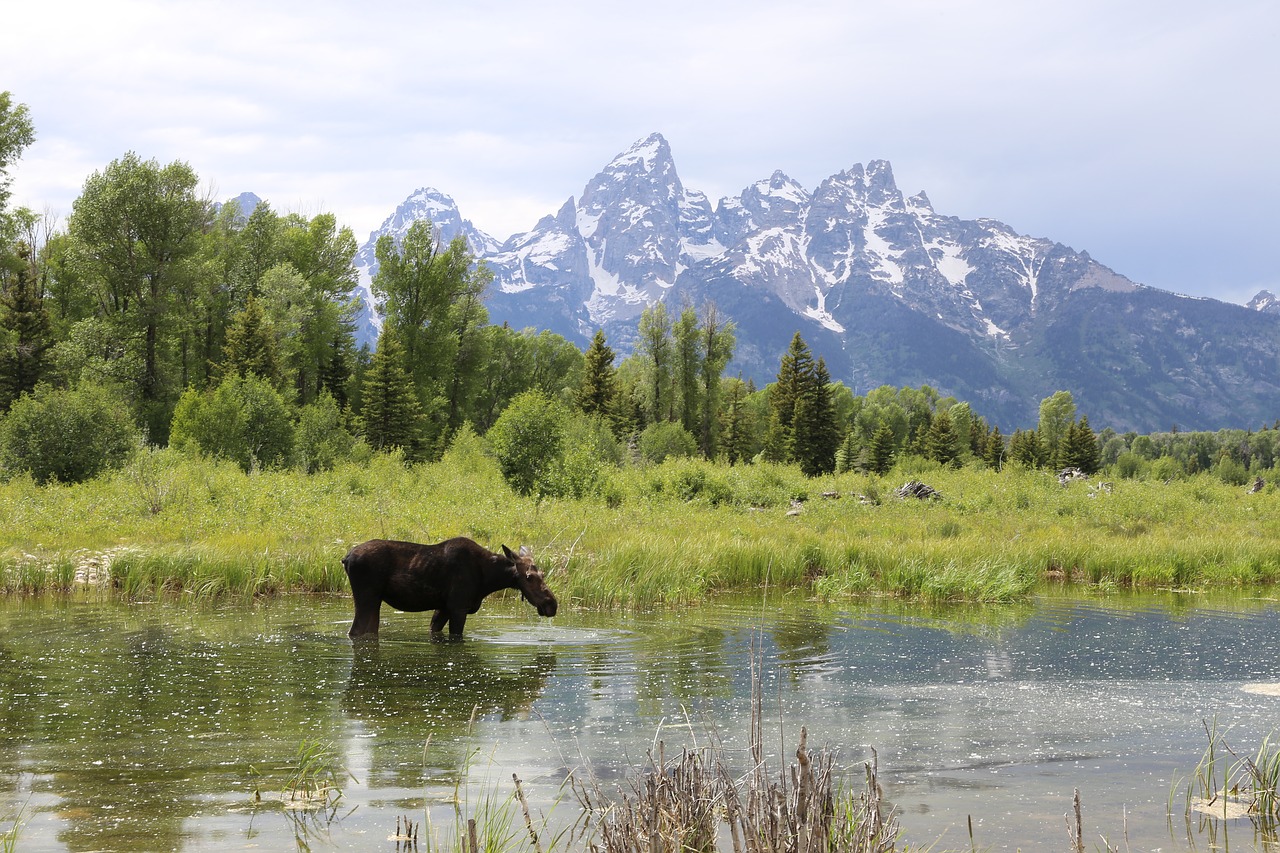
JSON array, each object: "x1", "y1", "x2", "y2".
[{"x1": 1180, "y1": 719, "x2": 1280, "y2": 831}]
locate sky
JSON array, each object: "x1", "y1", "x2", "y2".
[{"x1": 5, "y1": 0, "x2": 1278, "y2": 304}]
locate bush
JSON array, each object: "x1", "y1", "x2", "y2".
[
  {"x1": 170, "y1": 375, "x2": 294, "y2": 472},
  {"x1": 486, "y1": 390, "x2": 569, "y2": 496},
  {"x1": 0, "y1": 383, "x2": 139, "y2": 484},
  {"x1": 638, "y1": 421, "x2": 697, "y2": 464},
  {"x1": 294, "y1": 392, "x2": 356, "y2": 473}
]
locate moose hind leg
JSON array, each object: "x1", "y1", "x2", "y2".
[
  {"x1": 447, "y1": 613, "x2": 467, "y2": 636},
  {"x1": 430, "y1": 609, "x2": 450, "y2": 633}
]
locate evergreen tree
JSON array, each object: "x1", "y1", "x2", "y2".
[
  {"x1": 0, "y1": 245, "x2": 52, "y2": 410},
  {"x1": 925, "y1": 410, "x2": 960, "y2": 466},
  {"x1": 719, "y1": 376, "x2": 754, "y2": 465},
  {"x1": 220, "y1": 294, "x2": 279, "y2": 383},
  {"x1": 868, "y1": 423, "x2": 896, "y2": 474},
  {"x1": 792, "y1": 356, "x2": 839, "y2": 475},
  {"x1": 1061, "y1": 415, "x2": 1102, "y2": 473},
  {"x1": 577, "y1": 329, "x2": 617, "y2": 419},
  {"x1": 359, "y1": 331, "x2": 422, "y2": 457},
  {"x1": 1008, "y1": 428, "x2": 1047, "y2": 468},
  {"x1": 763, "y1": 332, "x2": 813, "y2": 462},
  {"x1": 983, "y1": 426, "x2": 1006, "y2": 470}
]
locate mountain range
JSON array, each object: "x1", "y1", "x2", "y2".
[{"x1": 347, "y1": 134, "x2": 1280, "y2": 433}]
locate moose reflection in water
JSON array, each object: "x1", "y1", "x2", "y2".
[
  {"x1": 342, "y1": 537, "x2": 558, "y2": 637},
  {"x1": 342, "y1": 638, "x2": 558, "y2": 787}
]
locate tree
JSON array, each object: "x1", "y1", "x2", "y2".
[
  {"x1": 486, "y1": 389, "x2": 569, "y2": 496},
  {"x1": 868, "y1": 423, "x2": 897, "y2": 474},
  {"x1": 1037, "y1": 391, "x2": 1077, "y2": 468},
  {"x1": 220, "y1": 294, "x2": 279, "y2": 383},
  {"x1": 359, "y1": 330, "x2": 423, "y2": 457},
  {"x1": 0, "y1": 92, "x2": 35, "y2": 214},
  {"x1": 68, "y1": 152, "x2": 209, "y2": 440},
  {"x1": 0, "y1": 242, "x2": 52, "y2": 410},
  {"x1": 792, "y1": 356, "x2": 840, "y2": 476},
  {"x1": 638, "y1": 420, "x2": 698, "y2": 464},
  {"x1": 1008, "y1": 428, "x2": 1047, "y2": 468},
  {"x1": 719, "y1": 376, "x2": 755, "y2": 465},
  {"x1": 697, "y1": 302, "x2": 735, "y2": 459},
  {"x1": 763, "y1": 332, "x2": 814, "y2": 462},
  {"x1": 294, "y1": 392, "x2": 357, "y2": 473},
  {"x1": 169, "y1": 374, "x2": 295, "y2": 471},
  {"x1": 636, "y1": 302, "x2": 673, "y2": 423},
  {"x1": 983, "y1": 426, "x2": 1006, "y2": 470},
  {"x1": 925, "y1": 410, "x2": 961, "y2": 466},
  {"x1": 672, "y1": 305, "x2": 701, "y2": 435},
  {"x1": 577, "y1": 329, "x2": 617, "y2": 419},
  {"x1": 1060, "y1": 415, "x2": 1102, "y2": 474},
  {"x1": 0, "y1": 382, "x2": 138, "y2": 484}
]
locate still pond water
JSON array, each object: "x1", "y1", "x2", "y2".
[{"x1": 2, "y1": 591, "x2": 1280, "y2": 851}]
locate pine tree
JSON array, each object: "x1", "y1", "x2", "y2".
[
  {"x1": 925, "y1": 410, "x2": 960, "y2": 466},
  {"x1": 359, "y1": 331, "x2": 422, "y2": 457},
  {"x1": 0, "y1": 248, "x2": 52, "y2": 411},
  {"x1": 1008, "y1": 428, "x2": 1047, "y2": 468},
  {"x1": 1061, "y1": 415, "x2": 1102, "y2": 473},
  {"x1": 983, "y1": 426, "x2": 1005, "y2": 470},
  {"x1": 868, "y1": 423, "x2": 896, "y2": 474},
  {"x1": 720, "y1": 377, "x2": 754, "y2": 465},
  {"x1": 577, "y1": 329, "x2": 617, "y2": 419},
  {"x1": 793, "y1": 357, "x2": 839, "y2": 476},
  {"x1": 221, "y1": 294, "x2": 279, "y2": 383},
  {"x1": 764, "y1": 332, "x2": 813, "y2": 463}
]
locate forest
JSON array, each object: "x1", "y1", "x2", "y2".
[{"x1": 1, "y1": 90, "x2": 1278, "y2": 495}]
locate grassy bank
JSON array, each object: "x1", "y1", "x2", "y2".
[{"x1": 3, "y1": 443, "x2": 1279, "y2": 604}]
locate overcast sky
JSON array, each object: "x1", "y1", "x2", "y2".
[{"x1": 6, "y1": 0, "x2": 1277, "y2": 304}]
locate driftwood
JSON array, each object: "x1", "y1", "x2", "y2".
[
  {"x1": 896, "y1": 480, "x2": 941, "y2": 500},
  {"x1": 1057, "y1": 467, "x2": 1087, "y2": 485}
]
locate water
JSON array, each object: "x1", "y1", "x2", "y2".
[{"x1": 2, "y1": 591, "x2": 1280, "y2": 851}]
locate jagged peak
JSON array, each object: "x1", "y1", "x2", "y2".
[
  {"x1": 1248, "y1": 289, "x2": 1280, "y2": 312},
  {"x1": 605, "y1": 132, "x2": 673, "y2": 175}
]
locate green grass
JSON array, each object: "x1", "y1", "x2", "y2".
[{"x1": 3, "y1": 446, "x2": 1280, "y2": 605}]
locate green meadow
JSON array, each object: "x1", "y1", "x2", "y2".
[{"x1": 4, "y1": 437, "x2": 1279, "y2": 606}]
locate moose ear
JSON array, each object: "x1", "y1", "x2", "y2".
[{"x1": 501, "y1": 545, "x2": 517, "y2": 561}]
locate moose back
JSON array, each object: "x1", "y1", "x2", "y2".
[{"x1": 341, "y1": 537, "x2": 558, "y2": 637}]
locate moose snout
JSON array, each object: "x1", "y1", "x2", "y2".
[{"x1": 538, "y1": 598, "x2": 558, "y2": 617}]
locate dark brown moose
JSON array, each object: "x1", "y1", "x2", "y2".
[{"x1": 342, "y1": 537, "x2": 558, "y2": 637}]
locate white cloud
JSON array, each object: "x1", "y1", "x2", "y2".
[{"x1": 6, "y1": 0, "x2": 1278, "y2": 299}]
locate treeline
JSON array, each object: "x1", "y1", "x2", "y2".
[{"x1": 1, "y1": 92, "x2": 1277, "y2": 492}]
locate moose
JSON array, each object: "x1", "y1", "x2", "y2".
[{"x1": 341, "y1": 537, "x2": 558, "y2": 638}]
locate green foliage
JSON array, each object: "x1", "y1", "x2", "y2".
[
  {"x1": 67, "y1": 151, "x2": 208, "y2": 441},
  {"x1": 294, "y1": 392, "x2": 358, "y2": 473},
  {"x1": 486, "y1": 389, "x2": 570, "y2": 496},
  {"x1": 169, "y1": 375, "x2": 294, "y2": 472},
  {"x1": 220, "y1": 293, "x2": 279, "y2": 382},
  {"x1": 867, "y1": 423, "x2": 896, "y2": 474},
  {"x1": 577, "y1": 329, "x2": 617, "y2": 419},
  {"x1": 0, "y1": 91, "x2": 35, "y2": 213},
  {"x1": 638, "y1": 420, "x2": 697, "y2": 464},
  {"x1": 359, "y1": 330, "x2": 423, "y2": 458},
  {"x1": 0, "y1": 383, "x2": 138, "y2": 484},
  {"x1": 0, "y1": 243, "x2": 53, "y2": 410}
]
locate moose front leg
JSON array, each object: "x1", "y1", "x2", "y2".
[{"x1": 430, "y1": 609, "x2": 450, "y2": 633}]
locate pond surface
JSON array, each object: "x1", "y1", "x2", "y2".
[{"x1": 2, "y1": 591, "x2": 1280, "y2": 851}]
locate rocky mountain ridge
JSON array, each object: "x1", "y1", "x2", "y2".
[{"x1": 346, "y1": 134, "x2": 1280, "y2": 433}]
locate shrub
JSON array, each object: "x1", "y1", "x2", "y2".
[
  {"x1": 0, "y1": 382, "x2": 138, "y2": 484},
  {"x1": 637, "y1": 421, "x2": 697, "y2": 464},
  {"x1": 294, "y1": 392, "x2": 356, "y2": 473},
  {"x1": 486, "y1": 390, "x2": 569, "y2": 496},
  {"x1": 170, "y1": 375, "x2": 294, "y2": 472}
]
